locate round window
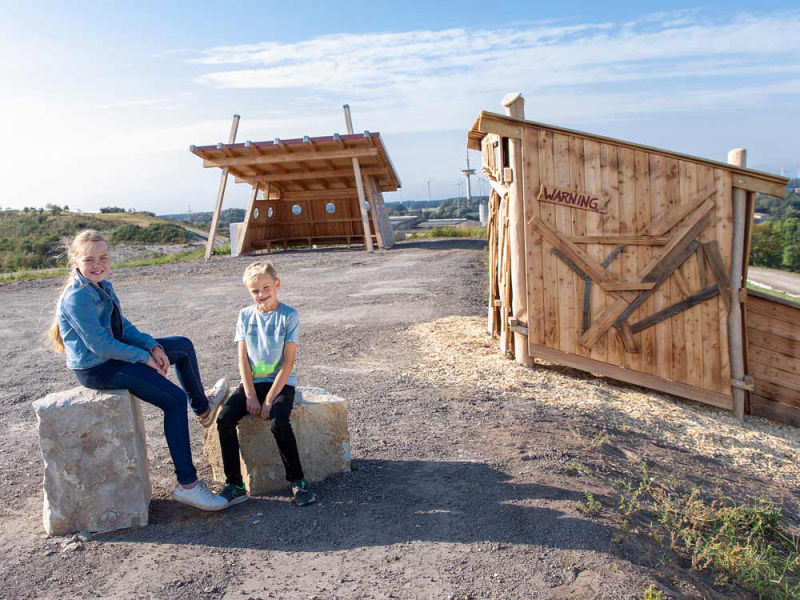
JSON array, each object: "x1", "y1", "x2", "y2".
[
  {"x1": 325, "y1": 202, "x2": 336, "y2": 214},
  {"x1": 267, "y1": 206, "x2": 274, "y2": 218},
  {"x1": 363, "y1": 201, "x2": 371, "y2": 212},
  {"x1": 253, "y1": 207, "x2": 259, "y2": 219},
  {"x1": 291, "y1": 204, "x2": 302, "y2": 216}
]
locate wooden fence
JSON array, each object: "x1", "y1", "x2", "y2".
[{"x1": 746, "y1": 290, "x2": 800, "y2": 427}]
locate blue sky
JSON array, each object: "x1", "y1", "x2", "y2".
[{"x1": 1, "y1": 1, "x2": 798, "y2": 213}]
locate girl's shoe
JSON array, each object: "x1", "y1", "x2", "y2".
[
  {"x1": 173, "y1": 480, "x2": 228, "y2": 511},
  {"x1": 219, "y1": 483, "x2": 249, "y2": 506},
  {"x1": 198, "y1": 378, "x2": 229, "y2": 427}
]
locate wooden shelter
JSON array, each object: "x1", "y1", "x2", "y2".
[
  {"x1": 469, "y1": 94, "x2": 796, "y2": 424},
  {"x1": 191, "y1": 130, "x2": 399, "y2": 254}
]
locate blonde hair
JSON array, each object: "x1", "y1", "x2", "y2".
[
  {"x1": 46, "y1": 230, "x2": 110, "y2": 353},
  {"x1": 242, "y1": 260, "x2": 278, "y2": 285}
]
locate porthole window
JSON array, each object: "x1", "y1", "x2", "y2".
[
  {"x1": 253, "y1": 207, "x2": 259, "y2": 220},
  {"x1": 291, "y1": 204, "x2": 302, "y2": 216},
  {"x1": 325, "y1": 202, "x2": 336, "y2": 214},
  {"x1": 267, "y1": 206, "x2": 274, "y2": 218},
  {"x1": 363, "y1": 201, "x2": 371, "y2": 212}
]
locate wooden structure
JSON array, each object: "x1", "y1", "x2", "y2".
[
  {"x1": 746, "y1": 290, "x2": 800, "y2": 427},
  {"x1": 191, "y1": 130, "x2": 399, "y2": 254},
  {"x1": 470, "y1": 97, "x2": 793, "y2": 421}
]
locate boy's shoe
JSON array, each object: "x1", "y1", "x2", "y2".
[
  {"x1": 289, "y1": 480, "x2": 316, "y2": 506},
  {"x1": 219, "y1": 483, "x2": 249, "y2": 506},
  {"x1": 198, "y1": 378, "x2": 229, "y2": 428},
  {"x1": 173, "y1": 480, "x2": 228, "y2": 511}
]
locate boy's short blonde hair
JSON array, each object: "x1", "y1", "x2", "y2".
[{"x1": 242, "y1": 261, "x2": 278, "y2": 284}]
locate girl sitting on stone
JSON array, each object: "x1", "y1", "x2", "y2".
[{"x1": 46, "y1": 229, "x2": 229, "y2": 511}]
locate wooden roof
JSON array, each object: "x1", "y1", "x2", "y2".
[
  {"x1": 191, "y1": 132, "x2": 401, "y2": 193},
  {"x1": 468, "y1": 111, "x2": 789, "y2": 198}
]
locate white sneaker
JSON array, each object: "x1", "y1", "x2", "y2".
[
  {"x1": 198, "y1": 378, "x2": 229, "y2": 428},
  {"x1": 173, "y1": 480, "x2": 228, "y2": 511}
]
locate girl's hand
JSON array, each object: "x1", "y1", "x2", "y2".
[
  {"x1": 246, "y1": 396, "x2": 261, "y2": 416},
  {"x1": 151, "y1": 346, "x2": 169, "y2": 376},
  {"x1": 260, "y1": 401, "x2": 272, "y2": 421},
  {"x1": 145, "y1": 355, "x2": 164, "y2": 374}
]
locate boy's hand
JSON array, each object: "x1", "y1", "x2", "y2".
[
  {"x1": 246, "y1": 396, "x2": 261, "y2": 416},
  {"x1": 260, "y1": 401, "x2": 272, "y2": 420}
]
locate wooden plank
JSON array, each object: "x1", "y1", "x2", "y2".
[
  {"x1": 749, "y1": 359, "x2": 800, "y2": 394},
  {"x1": 604, "y1": 282, "x2": 656, "y2": 291},
  {"x1": 631, "y1": 285, "x2": 718, "y2": 334},
  {"x1": 753, "y1": 380, "x2": 800, "y2": 409},
  {"x1": 205, "y1": 114, "x2": 240, "y2": 260},
  {"x1": 667, "y1": 157, "x2": 686, "y2": 383},
  {"x1": 538, "y1": 130, "x2": 560, "y2": 349},
  {"x1": 701, "y1": 241, "x2": 732, "y2": 312},
  {"x1": 642, "y1": 186, "x2": 715, "y2": 235},
  {"x1": 694, "y1": 165, "x2": 719, "y2": 393},
  {"x1": 746, "y1": 310, "x2": 800, "y2": 341},
  {"x1": 634, "y1": 151, "x2": 656, "y2": 375},
  {"x1": 673, "y1": 269, "x2": 691, "y2": 297},
  {"x1": 749, "y1": 394, "x2": 800, "y2": 427},
  {"x1": 617, "y1": 322, "x2": 639, "y2": 353},
  {"x1": 570, "y1": 235, "x2": 668, "y2": 245},
  {"x1": 579, "y1": 297, "x2": 630, "y2": 348},
  {"x1": 696, "y1": 244, "x2": 708, "y2": 288},
  {"x1": 748, "y1": 328, "x2": 800, "y2": 357},
  {"x1": 748, "y1": 345, "x2": 800, "y2": 376},
  {"x1": 569, "y1": 135, "x2": 590, "y2": 357},
  {"x1": 680, "y1": 161, "x2": 703, "y2": 389},
  {"x1": 528, "y1": 342, "x2": 733, "y2": 409},
  {"x1": 553, "y1": 133, "x2": 576, "y2": 355},
  {"x1": 745, "y1": 292, "x2": 800, "y2": 323},
  {"x1": 522, "y1": 126, "x2": 545, "y2": 346},
  {"x1": 234, "y1": 166, "x2": 385, "y2": 184},
  {"x1": 584, "y1": 138, "x2": 606, "y2": 362},
  {"x1": 715, "y1": 169, "x2": 733, "y2": 398},
  {"x1": 606, "y1": 144, "x2": 628, "y2": 366},
  {"x1": 203, "y1": 147, "x2": 378, "y2": 168}
]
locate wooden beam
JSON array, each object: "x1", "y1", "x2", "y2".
[
  {"x1": 344, "y1": 104, "x2": 374, "y2": 252},
  {"x1": 234, "y1": 166, "x2": 385, "y2": 184},
  {"x1": 362, "y1": 173, "x2": 385, "y2": 249},
  {"x1": 204, "y1": 114, "x2": 239, "y2": 261},
  {"x1": 579, "y1": 297, "x2": 630, "y2": 348},
  {"x1": 237, "y1": 184, "x2": 261, "y2": 256},
  {"x1": 617, "y1": 322, "x2": 639, "y2": 353},
  {"x1": 642, "y1": 186, "x2": 716, "y2": 235},
  {"x1": 701, "y1": 241, "x2": 732, "y2": 313},
  {"x1": 203, "y1": 147, "x2": 378, "y2": 168},
  {"x1": 640, "y1": 199, "x2": 714, "y2": 278},
  {"x1": 728, "y1": 147, "x2": 748, "y2": 420},
  {"x1": 630, "y1": 284, "x2": 719, "y2": 334},
  {"x1": 604, "y1": 282, "x2": 656, "y2": 291},
  {"x1": 570, "y1": 235, "x2": 668, "y2": 245}
]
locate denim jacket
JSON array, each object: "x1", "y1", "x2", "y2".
[{"x1": 58, "y1": 270, "x2": 158, "y2": 369}]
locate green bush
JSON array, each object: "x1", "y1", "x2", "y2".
[{"x1": 110, "y1": 223, "x2": 189, "y2": 244}]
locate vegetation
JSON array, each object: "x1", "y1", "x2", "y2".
[
  {"x1": 750, "y1": 182, "x2": 800, "y2": 273},
  {"x1": 110, "y1": 223, "x2": 190, "y2": 244},
  {"x1": 604, "y1": 466, "x2": 800, "y2": 599},
  {"x1": 162, "y1": 208, "x2": 245, "y2": 234},
  {"x1": 388, "y1": 195, "x2": 487, "y2": 222},
  {"x1": 405, "y1": 226, "x2": 486, "y2": 239},
  {"x1": 746, "y1": 281, "x2": 800, "y2": 305}
]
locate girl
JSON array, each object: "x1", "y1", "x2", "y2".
[{"x1": 47, "y1": 229, "x2": 228, "y2": 511}]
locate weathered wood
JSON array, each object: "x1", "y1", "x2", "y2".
[
  {"x1": 701, "y1": 241, "x2": 732, "y2": 312},
  {"x1": 537, "y1": 183, "x2": 608, "y2": 214},
  {"x1": 570, "y1": 235, "x2": 668, "y2": 245},
  {"x1": 521, "y1": 126, "x2": 545, "y2": 346},
  {"x1": 727, "y1": 148, "x2": 747, "y2": 420},
  {"x1": 696, "y1": 244, "x2": 708, "y2": 287},
  {"x1": 205, "y1": 114, "x2": 240, "y2": 260},
  {"x1": 551, "y1": 248, "x2": 587, "y2": 279},
  {"x1": 631, "y1": 285, "x2": 719, "y2": 334},
  {"x1": 344, "y1": 106, "x2": 374, "y2": 253},
  {"x1": 642, "y1": 186, "x2": 715, "y2": 235},
  {"x1": 604, "y1": 282, "x2": 655, "y2": 291},
  {"x1": 749, "y1": 394, "x2": 800, "y2": 428},
  {"x1": 617, "y1": 322, "x2": 639, "y2": 353},
  {"x1": 672, "y1": 268, "x2": 691, "y2": 297},
  {"x1": 579, "y1": 297, "x2": 629, "y2": 348},
  {"x1": 528, "y1": 342, "x2": 733, "y2": 409},
  {"x1": 237, "y1": 184, "x2": 261, "y2": 255}
]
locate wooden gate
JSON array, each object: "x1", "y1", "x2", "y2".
[{"x1": 470, "y1": 110, "x2": 789, "y2": 412}]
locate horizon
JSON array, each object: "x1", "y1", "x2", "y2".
[{"x1": 2, "y1": 1, "x2": 799, "y2": 213}]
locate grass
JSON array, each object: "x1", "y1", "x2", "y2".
[
  {"x1": 610, "y1": 465, "x2": 800, "y2": 599},
  {"x1": 746, "y1": 280, "x2": 800, "y2": 305},
  {"x1": 405, "y1": 226, "x2": 487, "y2": 239},
  {"x1": 577, "y1": 492, "x2": 602, "y2": 517},
  {"x1": 642, "y1": 584, "x2": 664, "y2": 600},
  {"x1": 0, "y1": 245, "x2": 231, "y2": 283}
]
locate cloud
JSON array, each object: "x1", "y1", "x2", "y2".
[{"x1": 190, "y1": 10, "x2": 800, "y2": 127}]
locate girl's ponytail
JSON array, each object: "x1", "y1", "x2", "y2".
[{"x1": 45, "y1": 229, "x2": 109, "y2": 353}]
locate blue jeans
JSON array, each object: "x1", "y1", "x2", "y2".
[{"x1": 72, "y1": 336, "x2": 209, "y2": 485}]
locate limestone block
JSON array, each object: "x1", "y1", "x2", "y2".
[
  {"x1": 33, "y1": 387, "x2": 151, "y2": 536},
  {"x1": 204, "y1": 386, "x2": 350, "y2": 494}
]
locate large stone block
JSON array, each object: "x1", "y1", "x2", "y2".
[
  {"x1": 204, "y1": 386, "x2": 351, "y2": 494},
  {"x1": 33, "y1": 387, "x2": 151, "y2": 536}
]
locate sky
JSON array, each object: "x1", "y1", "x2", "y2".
[{"x1": 1, "y1": 1, "x2": 799, "y2": 214}]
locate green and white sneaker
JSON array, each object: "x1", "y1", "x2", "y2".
[
  {"x1": 219, "y1": 483, "x2": 249, "y2": 506},
  {"x1": 289, "y1": 480, "x2": 316, "y2": 506}
]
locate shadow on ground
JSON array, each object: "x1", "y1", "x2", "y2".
[{"x1": 101, "y1": 459, "x2": 615, "y2": 554}]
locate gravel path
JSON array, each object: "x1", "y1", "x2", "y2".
[{"x1": 0, "y1": 239, "x2": 794, "y2": 600}]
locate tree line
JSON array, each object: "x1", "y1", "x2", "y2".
[{"x1": 750, "y1": 180, "x2": 800, "y2": 273}]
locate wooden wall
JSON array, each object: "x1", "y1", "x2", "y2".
[
  {"x1": 746, "y1": 290, "x2": 800, "y2": 427},
  {"x1": 491, "y1": 124, "x2": 738, "y2": 409}
]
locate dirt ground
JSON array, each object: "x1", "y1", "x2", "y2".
[{"x1": 0, "y1": 239, "x2": 797, "y2": 600}]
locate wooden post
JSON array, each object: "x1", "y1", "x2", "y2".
[
  {"x1": 502, "y1": 92, "x2": 531, "y2": 366},
  {"x1": 237, "y1": 183, "x2": 261, "y2": 256},
  {"x1": 343, "y1": 105, "x2": 374, "y2": 252},
  {"x1": 727, "y1": 148, "x2": 747, "y2": 420},
  {"x1": 205, "y1": 114, "x2": 240, "y2": 260}
]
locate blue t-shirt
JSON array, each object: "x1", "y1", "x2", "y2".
[{"x1": 234, "y1": 303, "x2": 299, "y2": 386}]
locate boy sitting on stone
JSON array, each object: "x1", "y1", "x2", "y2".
[{"x1": 215, "y1": 261, "x2": 316, "y2": 507}]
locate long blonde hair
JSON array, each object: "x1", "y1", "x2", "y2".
[{"x1": 46, "y1": 230, "x2": 110, "y2": 353}]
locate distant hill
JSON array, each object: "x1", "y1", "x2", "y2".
[
  {"x1": 0, "y1": 209, "x2": 197, "y2": 272},
  {"x1": 161, "y1": 208, "x2": 246, "y2": 234}
]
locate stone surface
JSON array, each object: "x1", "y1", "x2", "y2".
[
  {"x1": 33, "y1": 387, "x2": 152, "y2": 536},
  {"x1": 204, "y1": 386, "x2": 351, "y2": 494}
]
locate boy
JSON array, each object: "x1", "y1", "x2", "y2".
[{"x1": 215, "y1": 261, "x2": 316, "y2": 507}]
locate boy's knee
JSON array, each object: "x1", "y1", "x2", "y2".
[
  {"x1": 270, "y1": 418, "x2": 292, "y2": 436},
  {"x1": 216, "y1": 410, "x2": 238, "y2": 431}
]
